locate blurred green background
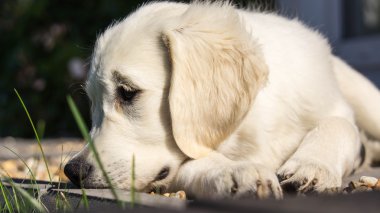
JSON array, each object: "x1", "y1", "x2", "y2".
[
  {"x1": 0, "y1": 0, "x2": 144, "y2": 137},
  {"x1": 0, "y1": 0, "x2": 274, "y2": 138}
]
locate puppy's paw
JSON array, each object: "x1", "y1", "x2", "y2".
[
  {"x1": 277, "y1": 158, "x2": 342, "y2": 195},
  {"x1": 195, "y1": 163, "x2": 282, "y2": 199}
]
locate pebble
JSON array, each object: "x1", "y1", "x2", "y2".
[
  {"x1": 346, "y1": 176, "x2": 380, "y2": 193},
  {"x1": 175, "y1": 190, "x2": 187, "y2": 199},
  {"x1": 359, "y1": 176, "x2": 378, "y2": 187},
  {"x1": 152, "y1": 191, "x2": 186, "y2": 200}
]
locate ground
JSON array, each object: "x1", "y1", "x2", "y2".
[{"x1": 0, "y1": 137, "x2": 379, "y2": 212}]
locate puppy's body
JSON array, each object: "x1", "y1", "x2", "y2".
[
  {"x1": 64, "y1": 2, "x2": 380, "y2": 199},
  {"x1": 217, "y1": 11, "x2": 354, "y2": 167}
]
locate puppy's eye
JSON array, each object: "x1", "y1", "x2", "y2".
[
  {"x1": 117, "y1": 86, "x2": 139, "y2": 103},
  {"x1": 155, "y1": 167, "x2": 170, "y2": 181}
]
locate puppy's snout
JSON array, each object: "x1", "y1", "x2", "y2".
[{"x1": 64, "y1": 158, "x2": 92, "y2": 187}]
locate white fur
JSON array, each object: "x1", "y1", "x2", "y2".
[{"x1": 66, "y1": 1, "x2": 380, "y2": 199}]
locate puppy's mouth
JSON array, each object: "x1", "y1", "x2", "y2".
[
  {"x1": 78, "y1": 179, "x2": 110, "y2": 189},
  {"x1": 76, "y1": 174, "x2": 169, "y2": 194},
  {"x1": 82, "y1": 178, "x2": 169, "y2": 194},
  {"x1": 147, "y1": 184, "x2": 167, "y2": 194}
]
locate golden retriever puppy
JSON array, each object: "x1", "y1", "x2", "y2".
[{"x1": 64, "y1": 1, "x2": 380, "y2": 199}]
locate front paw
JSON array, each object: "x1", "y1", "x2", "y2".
[
  {"x1": 277, "y1": 158, "x2": 342, "y2": 195},
  {"x1": 186, "y1": 163, "x2": 283, "y2": 199}
]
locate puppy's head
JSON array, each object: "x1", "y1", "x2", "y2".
[{"x1": 64, "y1": 2, "x2": 268, "y2": 193}]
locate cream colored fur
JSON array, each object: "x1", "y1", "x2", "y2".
[
  {"x1": 66, "y1": 1, "x2": 380, "y2": 199},
  {"x1": 163, "y1": 3, "x2": 268, "y2": 159}
]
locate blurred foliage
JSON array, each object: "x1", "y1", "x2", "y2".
[
  {"x1": 0, "y1": 0, "x2": 275, "y2": 138},
  {"x1": 0, "y1": 0, "x2": 146, "y2": 137}
]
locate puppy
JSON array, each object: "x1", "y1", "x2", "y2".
[{"x1": 64, "y1": 1, "x2": 380, "y2": 199}]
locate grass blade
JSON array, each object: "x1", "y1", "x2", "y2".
[
  {"x1": 0, "y1": 180, "x2": 14, "y2": 212},
  {"x1": 37, "y1": 119, "x2": 46, "y2": 139},
  {"x1": 11, "y1": 185, "x2": 20, "y2": 213},
  {"x1": 55, "y1": 186, "x2": 72, "y2": 211},
  {"x1": 80, "y1": 188, "x2": 89, "y2": 210},
  {"x1": 14, "y1": 88, "x2": 52, "y2": 183},
  {"x1": 131, "y1": 154, "x2": 135, "y2": 208},
  {"x1": 66, "y1": 95, "x2": 123, "y2": 208},
  {"x1": 8, "y1": 181, "x2": 46, "y2": 212},
  {"x1": 1, "y1": 145, "x2": 42, "y2": 208},
  {"x1": 1, "y1": 146, "x2": 39, "y2": 184}
]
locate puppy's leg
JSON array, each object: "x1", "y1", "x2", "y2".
[
  {"x1": 277, "y1": 117, "x2": 361, "y2": 194},
  {"x1": 170, "y1": 152, "x2": 282, "y2": 199}
]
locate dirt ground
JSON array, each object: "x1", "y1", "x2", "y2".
[
  {"x1": 0, "y1": 137, "x2": 84, "y2": 182},
  {"x1": 1, "y1": 137, "x2": 380, "y2": 192}
]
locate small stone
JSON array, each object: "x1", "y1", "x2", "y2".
[
  {"x1": 359, "y1": 176, "x2": 378, "y2": 187},
  {"x1": 374, "y1": 180, "x2": 380, "y2": 190},
  {"x1": 163, "y1": 193, "x2": 170, "y2": 197},
  {"x1": 175, "y1": 191, "x2": 186, "y2": 200}
]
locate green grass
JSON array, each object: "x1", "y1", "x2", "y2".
[
  {"x1": 54, "y1": 145, "x2": 73, "y2": 212},
  {"x1": 0, "y1": 90, "x2": 53, "y2": 212},
  {"x1": 14, "y1": 89, "x2": 52, "y2": 184},
  {"x1": 0, "y1": 175, "x2": 46, "y2": 213},
  {"x1": 55, "y1": 191, "x2": 72, "y2": 212},
  {"x1": 0, "y1": 181, "x2": 13, "y2": 213},
  {"x1": 131, "y1": 154, "x2": 136, "y2": 208},
  {"x1": 79, "y1": 187, "x2": 89, "y2": 210},
  {"x1": 0, "y1": 90, "x2": 62, "y2": 212},
  {"x1": 37, "y1": 120, "x2": 46, "y2": 140},
  {"x1": 0, "y1": 91, "x2": 139, "y2": 212},
  {"x1": 1, "y1": 145, "x2": 41, "y2": 204},
  {"x1": 10, "y1": 185, "x2": 20, "y2": 213},
  {"x1": 9, "y1": 180, "x2": 45, "y2": 212}
]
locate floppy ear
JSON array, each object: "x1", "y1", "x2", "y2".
[{"x1": 162, "y1": 3, "x2": 268, "y2": 159}]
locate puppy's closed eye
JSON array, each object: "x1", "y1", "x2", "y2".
[
  {"x1": 117, "y1": 85, "x2": 140, "y2": 104},
  {"x1": 155, "y1": 167, "x2": 170, "y2": 181}
]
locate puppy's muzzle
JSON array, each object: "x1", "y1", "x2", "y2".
[{"x1": 64, "y1": 157, "x2": 92, "y2": 187}]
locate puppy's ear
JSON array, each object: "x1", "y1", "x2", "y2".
[{"x1": 162, "y1": 3, "x2": 268, "y2": 159}]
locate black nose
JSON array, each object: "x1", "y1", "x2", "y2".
[{"x1": 64, "y1": 158, "x2": 92, "y2": 187}]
